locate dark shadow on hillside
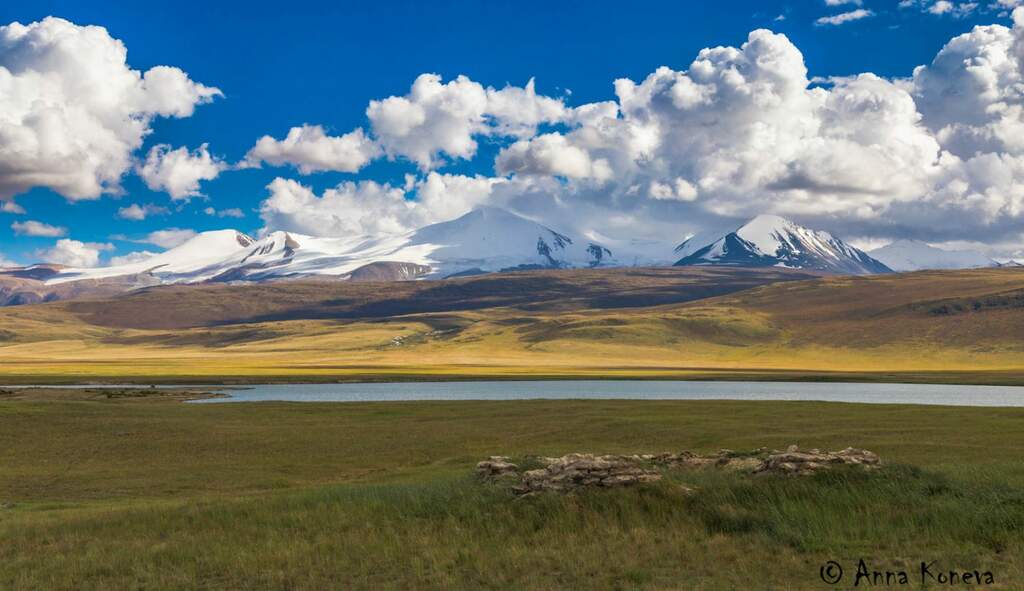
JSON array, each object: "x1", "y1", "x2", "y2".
[{"x1": 64, "y1": 267, "x2": 822, "y2": 330}]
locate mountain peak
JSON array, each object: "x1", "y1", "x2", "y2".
[
  {"x1": 142, "y1": 230, "x2": 254, "y2": 263},
  {"x1": 405, "y1": 206, "x2": 614, "y2": 273},
  {"x1": 740, "y1": 214, "x2": 796, "y2": 231},
  {"x1": 733, "y1": 214, "x2": 831, "y2": 260},
  {"x1": 675, "y1": 214, "x2": 890, "y2": 275},
  {"x1": 459, "y1": 206, "x2": 532, "y2": 224}
]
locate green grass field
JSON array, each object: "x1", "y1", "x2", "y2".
[{"x1": 2, "y1": 392, "x2": 1023, "y2": 589}]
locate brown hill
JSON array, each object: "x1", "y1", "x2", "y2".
[
  {"x1": 60, "y1": 266, "x2": 817, "y2": 330},
  {"x1": 0, "y1": 266, "x2": 1022, "y2": 382}
]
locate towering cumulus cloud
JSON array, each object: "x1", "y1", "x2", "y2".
[
  {"x1": 495, "y1": 30, "x2": 942, "y2": 222},
  {"x1": 907, "y1": 9, "x2": 1024, "y2": 242},
  {"x1": 0, "y1": 17, "x2": 220, "y2": 204}
]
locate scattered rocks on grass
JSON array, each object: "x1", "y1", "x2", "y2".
[{"x1": 477, "y1": 444, "x2": 882, "y2": 495}]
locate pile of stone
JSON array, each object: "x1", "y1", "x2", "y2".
[
  {"x1": 518, "y1": 454, "x2": 663, "y2": 495},
  {"x1": 753, "y1": 445, "x2": 881, "y2": 476},
  {"x1": 476, "y1": 456, "x2": 520, "y2": 479},
  {"x1": 477, "y1": 454, "x2": 662, "y2": 496},
  {"x1": 649, "y1": 449, "x2": 766, "y2": 472},
  {"x1": 476, "y1": 445, "x2": 881, "y2": 495}
]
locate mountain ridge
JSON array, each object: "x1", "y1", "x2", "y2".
[
  {"x1": 12, "y1": 209, "x2": 1008, "y2": 307},
  {"x1": 45, "y1": 207, "x2": 616, "y2": 287}
]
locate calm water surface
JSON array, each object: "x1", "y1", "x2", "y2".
[{"x1": 172, "y1": 380, "x2": 1024, "y2": 407}]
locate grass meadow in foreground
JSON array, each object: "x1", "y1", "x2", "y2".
[{"x1": 1, "y1": 397, "x2": 1023, "y2": 589}]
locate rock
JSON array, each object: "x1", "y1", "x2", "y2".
[
  {"x1": 511, "y1": 453, "x2": 662, "y2": 495},
  {"x1": 476, "y1": 456, "x2": 520, "y2": 479},
  {"x1": 754, "y1": 445, "x2": 880, "y2": 476}
]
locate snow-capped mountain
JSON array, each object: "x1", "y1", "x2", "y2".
[
  {"x1": 48, "y1": 207, "x2": 616, "y2": 286},
  {"x1": 672, "y1": 223, "x2": 738, "y2": 260},
  {"x1": 674, "y1": 215, "x2": 892, "y2": 275},
  {"x1": 998, "y1": 260, "x2": 1024, "y2": 268},
  {"x1": 49, "y1": 230, "x2": 257, "y2": 284},
  {"x1": 404, "y1": 206, "x2": 613, "y2": 275},
  {"x1": 868, "y1": 240, "x2": 996, "y2": 272}
]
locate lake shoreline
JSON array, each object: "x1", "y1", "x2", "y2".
[
  {"x1": 6, "y1": 380, "x2": 1020, "y2": 408},
  {"x1": 189, "y1": 380, "x2": 1024, "y2": 407},
  {"x1": 3, "y1": 368, "x2": 1024, "y2": 387}
]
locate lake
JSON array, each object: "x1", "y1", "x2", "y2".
[{"x1": 179, "y1": 380, "x2": 1024, "y2": 407}]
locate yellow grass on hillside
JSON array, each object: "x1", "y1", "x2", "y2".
[{"x1": 1, "y1": 267, "x2": 1023, "y2": 382}]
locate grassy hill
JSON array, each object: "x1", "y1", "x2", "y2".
[{"x1": 1, "y1": 266, "x2": 1023, "y2": 383}]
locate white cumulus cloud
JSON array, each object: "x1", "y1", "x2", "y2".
[
  {"x1": 138, "y1": 143, "x2": 226, "y2": 200},
  {"x1": 117, "y1": 203, "x2": 170, "y2": 221},
  {"x1": 367, "y1": 74, "x2": 566, "y2": 170},
  {"x1": 141, "y1": 228, "x2": 197, "y2": 248},
  {"x1": 38, "y1": 238, "x2": 113, "y2": 267},
  {"x1": 900, "y1": 0, "x2": 980, "y2": 17},
  {"x1": 11, "y1": 220, "x2": 66, "y2": 237},
  {"x1": 259, "y1": 173, "x2": 500, "y2": 237},
  {"x1": 496, "y1": 133, "x2": 613, "y2": 181},
  {"x1": 0, "y1": 17, "x2": 220, "y2": 202},
  {"x1": 245, "y1": 125, "x2": 380, "y2": 174}
]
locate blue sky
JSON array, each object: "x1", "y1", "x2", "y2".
[{"x1": 3, "y1": 0, "x2": 1024, "y2": 265}]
